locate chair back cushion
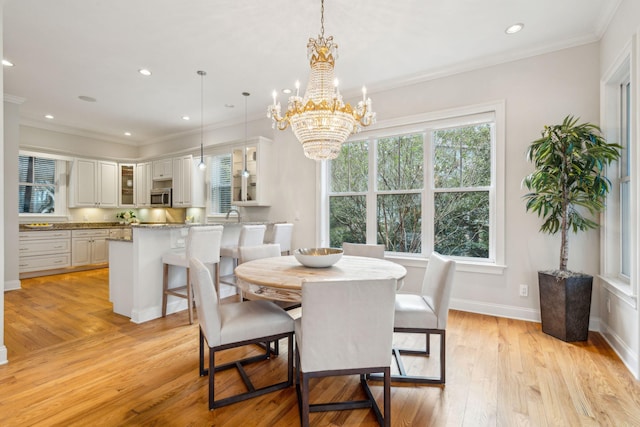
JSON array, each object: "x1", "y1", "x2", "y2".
[
  {"x1": 239, "y1": 224, "x2": 267, "y2": 247},
  {"x1": 270, "y1": 223, "x2": 293, "y2": 253},
  {"x1": 342, "y1": 242, "x2": 385, "y2": 259},
  {"x1": 298, "y1": 278, "x2": 396, "y2": 372},
  {"x1": 187, "y1": 226, "x2": 223, "y2": 265},
  {"x1": 190, "y1": 258, "x2": 222, "y2": 346},
  {"x1": 420, "y1": 252, "x2": 456, "y2": 329},
  {"x1": 239, "y1": 243, "x2": 281, "y2": 263}
]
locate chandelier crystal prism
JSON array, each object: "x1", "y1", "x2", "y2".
[{"x1": 267, "y1": 0, "x2": 375, "y2": 160}]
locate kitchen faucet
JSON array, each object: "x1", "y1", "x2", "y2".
[{"x1": 226, "y1": 208, "x2": 241, "y2": 223}]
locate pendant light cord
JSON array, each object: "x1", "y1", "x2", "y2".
[{"x1": 198, "y1": 70, "x2": 206, "y2": 168}]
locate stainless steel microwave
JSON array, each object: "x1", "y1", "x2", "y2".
[{"x1": 150, "y1": 188, "x2": 172, "y2": 207}]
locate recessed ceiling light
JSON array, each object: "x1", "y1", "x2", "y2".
[
  {"x1": 124, "y1": 132, "x2": 132, "y2": 136},
  {"x1": 282, "y1": 88, "x2": 292, "y2": 94},
  {"x1": 182, "y1": 116, "x2": 190, "y2": 121},
  {"x1": 505, "y1": 23, "x2": 524, "y2": 34},
  {"x1": 2, "y1": 59, "x2": 14, "y2": 67},
  {"x1": 78, "y1": 95, "x2": 97, "y2": 102},
  {"x1": 45, "y1": 114, "x2": 54, "y2": 119},
  {"x1": 138, "y1": 68, "x2": 152, "y2": 76},
  {"x1": 225, "y1": 104, "x2": 235, "y2": 108}
]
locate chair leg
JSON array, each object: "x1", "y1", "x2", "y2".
[
  {"x1": 209, "y1": 341, "x2": 215, "y2": 410},
  {"x1": 162, "y1": 263, "x2": 169, "y2": 317},
  {"x1": 301, "y1": 374, "x2": 310, "y2": 427},
  {"x1": 370, "y1": 329, "x2": 446, "y2": 385},
  {"x1": 199, "y1": 328, "x2": 207, "y2": 376},
  {"x1": 186, "y1": 268, "x2": 193, "y2": 324}
]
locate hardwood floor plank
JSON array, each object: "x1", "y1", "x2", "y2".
[{"x1": 2, "y1": 270, "x2": 640, "y2": 426}]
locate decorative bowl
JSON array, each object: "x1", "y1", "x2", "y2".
[{"x1": 294, "y1": 247, "x2": 343, "y2": 268}]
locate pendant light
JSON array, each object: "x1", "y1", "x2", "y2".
[
  {"x1": 197, "y1": 70, "x2": 207, "y2": 170},
  {"x1": 241, "y1": 92, "x2": 250, "y2": 178}
]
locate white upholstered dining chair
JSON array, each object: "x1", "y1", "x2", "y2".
[
  {"x1": 220, "y1": 224, "x2": 266, "y2": 287},
  {"x1": 189, "y1": 258, "x2": 294, "y2": 410},
  {"x1": 342, "y1": 242, "x2": 385, "y2": 259},
  {"x1": 295, "y1": 278, "x2": 397, "y2": 427},
  {"x1": 372, "y1": 251, "x2": 455, "y2": 385},
  {"x1": 161, "y1": 225, "x2": 223, "y2": 324}
]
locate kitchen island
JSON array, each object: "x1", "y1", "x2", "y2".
[{"x1": 108, "y1": 222, "x2": 278, "y2": 323}]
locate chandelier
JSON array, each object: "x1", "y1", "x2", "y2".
[{"x1": 267, "y1": 0, "x2": 375, "y2": 160}]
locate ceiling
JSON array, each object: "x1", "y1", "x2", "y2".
[{"x1": 3, "y1": 0, "x2": 620, "y2": 146}]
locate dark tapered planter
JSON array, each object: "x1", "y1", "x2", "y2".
[{"x1": 538, "y1": 271, "x2": 593, "y2": 342}]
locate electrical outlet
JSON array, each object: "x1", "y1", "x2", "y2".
[{"x1": 519, "y1": 284, "x2": 529, "y2": 297}]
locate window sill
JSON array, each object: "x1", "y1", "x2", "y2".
[
  {"x1": 19, "y1": 214, "x2": 69, "y2": 223},
  {"x1": 598, "y1": 275, "x2": 637, "y2": 309},
  {"x1": 386, "y1": 254, "x2": 506, "y2": 275}
]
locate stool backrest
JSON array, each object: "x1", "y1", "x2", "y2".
[
  {"x1": 239, "y1": 224, "x2": 267, "y2": 247},
  {"x1": 271, "y1": 223, "x2": 293, "y2": 253},
  {"x1": 186, "y1": 226, "x2": 223, "y2": 265}
]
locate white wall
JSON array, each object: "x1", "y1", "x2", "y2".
[
  {"x1": 4, "y1": 99, "x2": 21, "y2": 292},
  {"x1": 1, "y1": 1, "x2": 7, "y2": 365},
  {"x1": 598, "y1": 0, "x2": 640, "y2": 378},
  {"x1": 20, "y1": 125, "x2": 139, "y2": 160}
]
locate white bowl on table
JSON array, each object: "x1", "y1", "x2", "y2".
[{"x1": 294, "y1": 248, "x2": 343, "y2": 268}]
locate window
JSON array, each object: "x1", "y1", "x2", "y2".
[
  {"x1": 601, "y1": 48, "x2": 633, "y2": 293},
  {"x1": 620, "y1": 79, "x2": 631, "y2": 278},
  {"x1": 327, "y1": 104, "x2": 503, "y2": 264},
  {"x1": 208, "y1": 153, "x2": 232, "y2": 215},
  {"x1": 19, "y1": 155, "x2": 57, "y2": 214}
]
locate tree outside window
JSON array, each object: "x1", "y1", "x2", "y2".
[{"x1": 328, "y1": 115, "x2": 495, "y2": 260}]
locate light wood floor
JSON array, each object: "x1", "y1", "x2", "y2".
[{"x1": 2, "y1": 269, "x2": 640, "y2": 426}]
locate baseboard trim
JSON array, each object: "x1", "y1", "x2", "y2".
[
  {"x1": 451, "y1": 297, "x2": 541, "y2": 322},
  {"x1": 0, "y1": 345, "x2": 7, "y2": 365},
  {"x1": 4, "y1": 279, "x2": 21, "y2": 292},
  {"x1": 600, "y1": 321, "x2": 639, "y2": 379}
]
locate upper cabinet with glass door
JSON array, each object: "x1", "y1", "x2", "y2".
[
  {"x1": 119, "y1": 164, "x2": 136, "y2": 207},
  {"x1": 231, "y1": 136, "x2": 272, "y2": 206}
]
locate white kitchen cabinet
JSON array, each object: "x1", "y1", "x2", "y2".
[
  {"x1": 231, "y1": 136, "x2": 273, "y2": 206},
  {"x1": 119, "y1": 164, "x2": 136, "y2": 207},
  {"x1": 71, "y1": 229, "x2": 109, "y2": 266},
  {"x1": 136, "y1": 162, "x2": 152, "y2": 207},
  {"x1": 68, "y1": 158, "x2": 118, "y2": 207},
  {"x1": 152, "y1": 158, "x2": 173, "y2": 180},
  {"x1": 172, "y1": 155, "x2": 205, "y2": 208},
  {"x1": 19, "y1": 230, "x2": 72, "y2": 274}
]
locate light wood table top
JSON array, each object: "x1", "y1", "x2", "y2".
[{"x1": 234, "y1": 255, "x2": 407, "y2": 302}]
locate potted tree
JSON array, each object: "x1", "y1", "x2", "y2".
[{"x1": 523, "y1": 115, "x2": 621, "y2": 341}]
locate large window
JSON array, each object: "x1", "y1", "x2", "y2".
[
  {"x1": 19, "y1": 155, "x2": 57, "y2": 214},
  {"x1": 327, "y1": 106, "x2": 501, "y2": 263},
  {"x1": 208, "y1": 153, "x2": 232, "y2": 215}
]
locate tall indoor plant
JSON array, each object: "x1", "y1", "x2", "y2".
[{"x1": 523, "y1": 115, "x2": 621, "y2": 341}]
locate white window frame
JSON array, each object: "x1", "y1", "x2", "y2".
[
  {"x1": 18, "y1": 150, "x2": 69, "y2": 221},
  {"x1": 600, "y1": 35, "x2": 637, "y2": 301},
  {"x1": 320, "y1": 100, "x2": 506, "y2": 274}
]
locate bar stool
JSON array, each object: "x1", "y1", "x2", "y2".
[
  {"x1": 267, "y1": 223, "x2": 294, "y2": 255},
  {"x1": 219, "y1": 224, "x2": 266, "y2": 287},
  {"x1": 162, "y1": 225, "x2": 223, "y2": 324}
]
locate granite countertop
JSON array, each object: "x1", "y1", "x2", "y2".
[{"x1": 20, "y1": 222, "x2": 131, "y2": 231}]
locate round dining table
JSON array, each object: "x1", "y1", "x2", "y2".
[{"x1": 234, "y1": 255, "x2": 407, "y2": 302}]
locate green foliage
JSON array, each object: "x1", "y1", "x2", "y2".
[
  {"x1": 523, "y1": 115, "x2": 621, "y2": 271},
  {"x1": 329, "y1": 123, "x2": 493, "y2": 258}
]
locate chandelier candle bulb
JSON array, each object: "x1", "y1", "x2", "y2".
[
  {"x1": 362, "y1": 86, "x2": 367, "y2": 102},
  {"x1": 295, "y1": 80, "x2": 300, "y2": 96}
]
